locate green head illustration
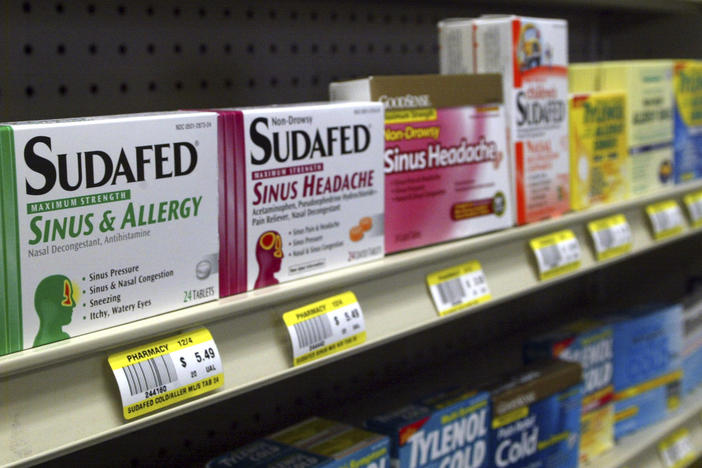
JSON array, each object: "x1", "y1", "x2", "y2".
[{"x1": 33, "y1": 275, "x2": 76, "y2": 347}]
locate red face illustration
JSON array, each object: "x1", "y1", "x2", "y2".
[{"x1": 255, "y1": 230, "x2": 283, "y2": 288}]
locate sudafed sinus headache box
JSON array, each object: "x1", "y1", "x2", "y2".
[
  {"x1": 366, "y1": 387, "x2": 490, "y2": 468},
  {"x1": 440, "y1": 16, "x2": 570, "y2": 225},
  {"x1": 217, "y1": 102, "x2": 384, "y2": 294},
  {"x1": 0, "y1": 112, "x2": 219, "y2": 355},
  {"x1": 330, "y1": 74, "x2": 513, "y2": 253}
]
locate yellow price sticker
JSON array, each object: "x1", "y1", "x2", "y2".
[
  {"x1": 658, "y1": 428, "x2": 697, "y2": 468},
  {"x1": 426, "y1": 261, "x2": 491, "y2": 316},
  {"x1": 108, "y1": 328, "x2": 223, "y2": 420},
  {"x1": 283, "y1": 291, "x2": 366, "y2": 366},
  {"x1": 529, "y1": 230, "x2": 582, "y2": 281},
  {"x1": 646, "y1": 200, "x2": 685, "y2": 240},
  {"x1": 684, "y1": 190, "x2": 702, "y2": 228},
  {"x1": 587, "y1": 214, "x2": 632, "y2": 261}
]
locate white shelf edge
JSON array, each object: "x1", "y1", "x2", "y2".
[{"x1": 3, "y1": 180, "x2": 702, "y2": 467}]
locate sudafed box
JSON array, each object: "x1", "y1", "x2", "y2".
[
  {"x1": 440, "y1": 16, "x2": 570, "y2": 224},
  {"x1": 0, "y1": 112, "x2": 219, "y2": 355},
  {"x1": 215, "y1": 103, "x2": 384, "y2": 294}
]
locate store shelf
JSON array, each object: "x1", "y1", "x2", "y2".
[{"x1": 2, "y1": 181, "x2": 702, "y2": 466}]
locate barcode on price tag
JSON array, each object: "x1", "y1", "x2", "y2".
[
  {"x1": 282, "y1": 291, "x2": 366, "y2": 366},
  {"x1": 658, "y1": 428, "x2": 697, "y2": 468},
  {"x1": 529, "y1": 230, "x2": 582, "y2": 281},
  {"x1": 426, "y1": 261, "x2": 491, "y2": 316},
  {"x1": 587, "y1": 214, "x2": 633, "y2": 261},
  {"x1": 684, "y1": 191, "x2": 702, "y2": 228},
  {"x1": 647, "y1": 200, "x2": 685, "y2": 240},
  {"x1": 108, "y1": 328, "x2": 223, "y2": 420}
]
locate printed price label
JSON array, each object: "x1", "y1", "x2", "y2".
[
  {"x1": 658, "y1": 428, "x2": 697, "y2": 468},
  {"x1": 108, "y1": 328, "x2": 223, "y2": 420},
  {"x1": 587, "y1": 214, "x2": 633, "y2": 261},
  {"x1": 529, "y1": 230, "x2": 582, "y2": 281},
  {"x1": 426, "y1": 261, "x2": 491, "y2": 316},
  {"x1": 646, "y1": 200, "x2": 685, "y2": 240},
  {"x1": 684, "y1": 191, "x2": 702, "y2": 228},
  {"x1": 283, "y1": 291, "x2": 366, "y2": 366}
]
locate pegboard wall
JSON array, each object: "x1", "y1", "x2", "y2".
[{"x1": 5, "y1": 0, "x2": 693, "y2": 122}]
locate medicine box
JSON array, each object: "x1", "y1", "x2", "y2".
[
  {"x1": 215, "y1": 103, "x2": 385, "y2": 295},
  {"x1": 366, "y1": 387, "x2": 490, "y2": 468},
  {"x1": 524, "y1": 321, "x2": 614, "y2": 462},
  {"x1": 569, "y1": 63, "x2": 601, "y2": 94},
  {"x1": 673, "y1": 60, "x2": 702, "y2": 183},
  {"x1": 330, "y1": 74, "x2": 514, "y2": 253},
  {"x1": 682, "y1": 289, "x2": 702, "y2": 395},
  {"x1": 0, "y1": 112, "x2": 219, "y2": 355},
  {"x1": 600, "y1": 60, "x2": 675, "y2": 194},
  {"x1": 569, "y1": 91, "x2": 629, "y2": 210},
  {"x1": 206, "y1": 418, "x2": 391, "y2": 468},
  {"x1": 440, "y1": 16, "x2": 571, "y2": 225},
  {"x1": 488, "y1": 359, "x2": 582, "y2": 468},
  {"x1": 609, "y1": 303, "x2": 683, "y2": 440}
]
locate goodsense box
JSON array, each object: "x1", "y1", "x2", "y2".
[
  {"x1": 330, "y1": 74, "x2": 514, "y2": 253},
  {"x1": 609, "y1": 303, "x2": 683, "y2": 440},
  {"x1": 524, "y1": 321, "x2": 614, "y2": 462},
  {"x1": 0, "y1": 112, "x2": 219, "y2": 355},
  {"x1": 440, "y1": 16, "x2": 570, "y2": 225},
  {"x1": 366, "y1": 387, "x2": 490, "y2": 468},
  {"x1": 215, "y1": 103, "x2": 384, "y2": 295},
  {"x1": 488, "y1": 359, "x2": 582, "y2": 468}
]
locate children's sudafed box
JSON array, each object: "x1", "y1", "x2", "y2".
[
  {"x1": 524, "y1": 321, "x2": 614, "y2": 462},
  {"x1": 330, "y1": 74, "x2": 514, "y2": 253},
  {"x1": 609, "y1": 304, "x2": 683, "y2": 440},
  {"x1": 216, "y1": 103, "x2": 384, "y2": 294},
  {"x1": 488, "y1": 360, "x2": 582, "y2": 468},
  {"x1": 673, "y1": 60, "x2": 702, "y2": 183},
  {"x1": 440, "y1": 16, "x2": 570, "y2": 225},
  {"x1": 569, "y1": 91, "x2": 629, "y2": 210},
  {"x1": 0, "y1": 112, "x2": 219, "y2": 355},
  {"x1": 366, "y1": 387, "x2": 490, "y2": 468},
  {"x1": 600, "y1": 60, "x2": 675, "y2": 194}
]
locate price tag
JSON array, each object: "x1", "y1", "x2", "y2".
[
  {"x1": 108, "y1": 328, "x2": 223, "y2": 420},
  {"x1": 283, "y1": 291, "x2": 366, "y2": 366},
  {"x1": 587, "y1": 214, "x2": 633, "y2": 261},
  {"x1": 658, "y1": 428, "x2": 697, "y2": 468},
  {"x1": 646, "y1": 200, "x2": 685, "y2": 240},
  {"x1": 426, "y1": 261, "x2": 491, "y2": 316},
  {"x1": 529, "y1": 230, "x2": 582, "y2": 281},
  {"x1": 684, "y1": 191, "x2": 702, "y2": 228}
]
